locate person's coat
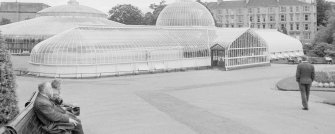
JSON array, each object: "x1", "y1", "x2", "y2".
[
  {"x1": 296, "y1": 62, "x2": 315, "y2": 84},
  {"x1": 34, "y1": 93, "x2": 74, "y2": 134}
]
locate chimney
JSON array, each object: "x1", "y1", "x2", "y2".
[{"x1": 218, "y1": 0, "x2": 223, "y2": 4}]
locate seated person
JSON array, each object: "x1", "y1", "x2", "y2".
[
  {"x1": 51, "y1": 80, "x2": 80, "y2": 116},
  {"x1": 34, "y1": 82, "x2": 84, "y2": 134}
]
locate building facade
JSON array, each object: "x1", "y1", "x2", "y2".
[
  {"x1": 207, "y1": 0, "x2": 317, "y2": 43},
  {"x1": 0, "y1": 2, "x2": 49, "y2": 23}
]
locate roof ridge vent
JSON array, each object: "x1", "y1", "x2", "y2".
[{"x1": 68, "y1": 0, "x2": 79, "y2": 5}]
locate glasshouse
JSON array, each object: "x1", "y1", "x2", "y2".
[
  {"x1": 0, "y1": 0, "x2": 123, "y2": 54},
  {"x1": 254, "y1": 29, "x2": 304, "y2": 59},
  {"x1": 0, "y1": 0, "x2": 303, "y2": 78}
]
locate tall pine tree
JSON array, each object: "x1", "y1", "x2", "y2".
[{"x1": 0, "y1": 31, "x2": 19, "y2": 127}]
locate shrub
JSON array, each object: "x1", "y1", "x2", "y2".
[{"x1": 0, "y1": 32, "x2": 19, "y2": 127}]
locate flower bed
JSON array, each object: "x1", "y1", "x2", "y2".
[{"x1": 312, "y1": 71, "x2": 335, "y2": 88}]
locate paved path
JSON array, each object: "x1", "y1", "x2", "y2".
[{"x1": 14, "y1": 64, "x2": 335, "y2": 134}]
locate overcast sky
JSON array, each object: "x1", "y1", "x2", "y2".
[{"x1": 2, "y1": 0, "x2": 335, "y2": 14}]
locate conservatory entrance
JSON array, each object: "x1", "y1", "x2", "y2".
[{"x1": 211, "y1": 44, "x2": 225, "y2": 68}]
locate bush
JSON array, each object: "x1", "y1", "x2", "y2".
[
  {"x1": 315, "y1": 71, "x2": 335, "y2": 83},
  {"x1": 0, "y1": 32, "x2": 19, "y2": 127}
]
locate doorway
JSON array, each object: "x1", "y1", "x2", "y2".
[{"x1": 210, "y1": 44, "x2": 225, "y2": 68}]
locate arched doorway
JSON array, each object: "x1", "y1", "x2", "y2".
[{"x1": 210, "y1": 44, "x2": 225, "y2": 68}]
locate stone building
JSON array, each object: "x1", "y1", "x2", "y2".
[
  {"x1": 0, "y1": 2, "x2": 49, "y2": 23},
  {"x1": 207, "y1": 0, "x2": 317, "y2": 43}
]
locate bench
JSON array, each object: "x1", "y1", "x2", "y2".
[
  {"x1": 0, "y1": 92, "x2": 80, "y2": 134},
  {"x1": 0, "y1": 91, "x2": 48, "y2": 134}
]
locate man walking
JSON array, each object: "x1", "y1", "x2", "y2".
[{"x1": 296, "y1": 56, "x2": 315, "y2": 110}]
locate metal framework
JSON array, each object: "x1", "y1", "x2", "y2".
[{"x1": 226, "y1": 31, "x2": 269, "y2": 69}]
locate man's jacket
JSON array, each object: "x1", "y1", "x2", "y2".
[
  {"x1": 296, "y1": 62, "x2": 315, "y2": 84},
  {"x1": 34, "y1": 93, "x2": 73, "y2": 133}
]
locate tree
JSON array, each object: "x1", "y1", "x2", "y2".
[
  {"x1": 0, "y1": 31, "x2": 19, "y2": 127},
  {"x1": 108, "y1": 4, "x2": 143, "y2": 25},
  {"x1": 311, "y1": 42, "x2": 335, "y2": 57},
  {"x1": 0, "y1": 18, "x2": 11, "y2": 25},
  {"x1": 317, "y1": 0, "x2": 331, "y2": 27},
  {"x1": 313, "y1": 16, "x2": 335, "y2": 44},
  {"x1": 147, "y1": 0, "x2": 167, "y2": 25},
  {"x1": 142, "y1": 12, "x2": 155, "y2": 25}
]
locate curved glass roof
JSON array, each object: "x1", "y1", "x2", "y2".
[
  {"x1": 0, "y1": 0, "x2": 123, "y2": 39},
  {"x1": 156, "y1": 0, "x2": 215, "y2": 27},
  {"x1": 30, "y1": 26, "x2": 259, "y2": 65},
  {"x1": 254, "y1": 29, "x2": 303, "y2": 53},
  {"x1": 38, "y1": 0, "x2": 107, "y2": 18}
]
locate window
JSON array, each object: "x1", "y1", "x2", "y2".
[
  {"x1": 290, "y1": 6, "x2": 293, "y2": 12},
  {"x1": 238, "y1": 24, "x2": 243, "y2": 27},
  {"x1": 296, "y1": 14, "x2": 300, "y2": 21},
  {"x1": 257, "y1": 15, "x2": 260, "y2": 22},
  {"x1": 251, "y1": 24, "x2": 254, "y2": 28},
  {"x1": 281, "y1": 24, "x2": 286, "y2": 29},
  {"x1": 248, "y1": 8, "x2": 252, "y2": 13},
  {"x1": 304, "y1": 33, "x2": 311, "y2": 39},
  {"x1": 231, "y1": 24, "x2": 234, "y2": 28},
  {"x1": 263, "y1": 24, "x2": 266, "y2": 29},
  {"x1": 270, "y1": 24, "x2": 274, "y2": 29},
  {"x1": 268, "y1": 7, "x2": 273, "y2": 13},
  {"x1": 250, "y1": 16, "x2": 253, "y2": 22},
  {"x1": 296, "y1": 24, "x2": 300, "y2": 30},
  {"x1": 280, "y1": 6, "x2": 286, "y2": 12},
  {"x1": 304, "y1": 6, "x2": 310, "y2": 12},
  {"x1": 238, "y1": 8, "x2": 242, "y2": 14},
  {"x1": 305, "y1": 14, "x2": 309, "y2": 21},
  {"x1": 263, "y1": 15, "x2": 266, "y2": 22},
  {"x1": 269, "y1": 15, "x2": 275, "y2": 21},
  {"x1": 226, "y1": 9, "x2": 229, "y2": 14},
  {"x1": 257, "y1": 24, "x2": 260, "y2": 28},
  {"x1": 281, "y1": 14, "x2": 286, "y2": 21},
  {"x1": 231, "y1": 15, "x2": 235, "y2": 20},
  {"x1": 290, "y1": 14, "x2": 293, "y2": 21},
  {"x1": 257, "y1": 8, "x2": 260, "y2": 13},
  {"x1": 305, "y1": 24, "x2": 309, "y2": 30},
  {"x1": 238, "y1": 16, "x2": 243, "y2": 22},
  {"x1": 290, "y1": 23, "x2": 294, "y2": 30},
  {"x1": 218, "y1": 9, "x2": 222, "y2": 14},
  {"x1": 296, "y1": 6, "x2": 300, "y2": 12}
]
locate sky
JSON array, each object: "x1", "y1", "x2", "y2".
[{"x1": 2, "y1": 0, "x2": 335, "y2": 14}]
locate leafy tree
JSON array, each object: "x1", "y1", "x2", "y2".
[
  {"x1": 311, "y1": 42, "x2": 335, "y2": 57},
  {"x1": 0, "y1": 18, "x2": 11, "y2": 25},
  {"x1": 142, "y1": 12, "x2": 155, "y2": 25},
  {"x1": 317, "y1": 0, "x2": 331, "y2": 27},
  {"x1": 0, "y1": 31, "x2": 19, "y2": 127},
  {"x1": 147, "y1": 0, "x2": 167, "y2": 25},
  {"x1": 108, "y1": 4, "x2": 143, "y2": 25},
  {"x1": 313, "y1": 16, "x2": 335, "y2": 44}
]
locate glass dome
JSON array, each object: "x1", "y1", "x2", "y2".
[
  {"x1": 38, "y1": 0, "x2": 107, "y2": 18},
  {"x1": 30, "y1": 27, "x2": 211, "y2": 66},
  {"x1": 156, "y1": 0, "x2": 215, "y2": 27}
]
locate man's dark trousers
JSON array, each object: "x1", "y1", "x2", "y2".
[{"x1": 299, "y1": 84, "x2": 311, "y2": 109}]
